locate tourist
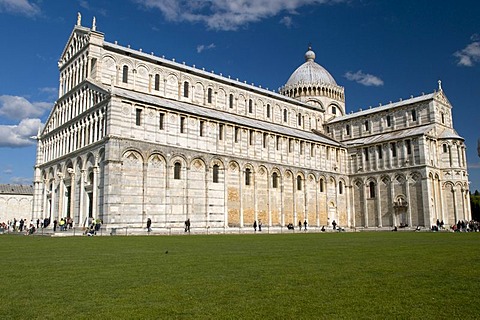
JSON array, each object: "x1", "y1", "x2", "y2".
[
  {"x1": 146, "y1": 218, "x2": 152, "y2": 233},
  {"x1": 258, "y1": 220, "x2": 262, "y2": 232},
  {"x1": 253, "y1": 220, "x2": 257, "y2": 232},
  {"x1": 303, "y1": 220, "x2": 308, "y2": 231},
  {"x1": 332, "y1": 220, "x2": 337, "y2": 230}
]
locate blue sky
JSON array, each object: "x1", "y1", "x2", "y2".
[{"x1": 0, "y1": 0, "x2": 479, "y2": 191}]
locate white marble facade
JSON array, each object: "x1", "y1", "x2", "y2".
[
  {"x1": 0, "y1": 185, "x2": 33, "y2": 224},
  {"x1": 32, "y1": 17, "x2": 471, "y2": 231}
]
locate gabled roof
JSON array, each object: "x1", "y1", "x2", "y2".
[
  {"x1": 103, "y1": 41, "x2": 315, "y2": 110},
  {"x1": 59, "y1": 25, "x2": 91, "y2": 68},
  {"x1": 112, "y1": 87, "x2": 343, "y2": 147},
  {"x1": 328, "y1": 92, "x2": 436, "y2": 124},
  {"x1": 0, "y1": 184, "x2": 34, "y2": 195},
  {"x1": 40, "y1": 80, "x2": 110, "y2": 137},
  {"x1": 343, "y1": 125, "x2": 436, "y2": 146}
]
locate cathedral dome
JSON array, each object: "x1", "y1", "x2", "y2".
[{"x1": 285, "y1": 47, "x2": 337, "y2": 87}]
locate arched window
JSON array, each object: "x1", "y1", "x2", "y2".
[
  {"x1": 339, "y1": 181, "x2": 343, "y2": 194},
  {"x1": 266, "y1": 104, "x2": 271, "y2": 118},
  {"x1": 154, "y1": 74, "x2": 160, "y2": 91},
  {"x1": 386, "y1": 115, "x2": 391, "y2": 127},
  {"x1": 245, "y1": 168, "x2": 251, "y2": 186},
  {"x1": 332, "y1": 106, "x2": 336, "y2": 115},
  {"x1": 320, "y1": 178, "x2": 324, "y2": 192},
  {"x1": 283, "y1": 109, "x2": 288, "y2": 122},
  {"x1": 298, "y1": 113, "x2": 302, "y2": 126},
  {"x1": 272, "y1": 172, "x2": 278, "y2": 188},
  {"x1": 248, "y1": 99, "x2": 253, "y2": 113},
  {"x1": 229, "y1": 94, "x2": 234, "y2": 108},
  {"x1": 207, "y1": 88, "x2": 213, "y2": 103},
  {"x1": 369, "y1": 181, "x2": 375, "y2": 198},
  {"x1": 122, "y1": 65, "x2": 128, "y2": 83},
  {"x1": 411, "y1": 109, "x2": 417, "y2": 121},
  {"x1": 297, "y1": 176, "x2": 302, "y2": 191},
  {"x1": 213, "y1": 164, "x2": 219, "y2": 183},
  {"x1": 183, "y1": 81, "x2": 189, "y2": 98},
  {"x1": 346, "y1": 124, "x2": 350, "y2": 135},
  {"x1": 364, "y1": 120, "x2": 369, "y2": 131},
  {"x1": 174, "y1": 162, "x2": 181, "y2": 179}
]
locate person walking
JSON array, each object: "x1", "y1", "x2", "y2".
[
  {"x1": 146, "y1": 218, "x2": 152, "y2": 233},
  {"x1": 303, "y1": 220, "x2": 308, "y2": 231},
  {"x1": 253, "y1": 220, "x2": 257, "y2": 232}
]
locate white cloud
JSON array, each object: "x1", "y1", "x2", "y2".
[
  {"x1": 0, "y1": 95, "x2": 51, "y2": 121},
  {"x1": 10, "y1": 176, "x2": 33, "y2": 184},
  {"x1": 78, "y1": 0, "x2": 107, "y2": 16},
  {"x1": 0, "y1": 0, "x2": 40, "y2": 16},
  {"x1": 454, "y1": 34, "x2": 480, "y2": 67},
  {"x1": 135, "y1": 0, "x2": 344, "y2": 31},
  {"x1": 38, "y1": 87, "x2": 57, "y2": 94},
  {"x1": 79, "y1": 0, "x2": 90, "y2": 10},
  {"x1": 279, "y1": 16, "x2": 293, "y2": 28},
  {"x1": 468, "y1": 162, "x2": 480, "y2": 169},
  {"x1": 197, "y1": 43, "x2": 216, "y2": 53},
  {"x1": 0, "y1": 118, "x2": 42, "y2": 148},
  {"x1": 344, "y1": 70, "x2": 384, "y2": 87}
]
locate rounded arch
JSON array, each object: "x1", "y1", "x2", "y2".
[
  {"x1": 122, "y1": 149, "x2": 144, "y2": 165},
  {"x1": 74, "y1": 155, "x2": 83, "y2": 170},
  {"x1": 329, "y1": 176, "x2": 337, "y2": 185},
  {"x1": 328, "y1": 103, "x2": 343, "y2": 116},
  {"x1": 283, "y1": 169, "x2": 294, "y2": 181},
  {"x1": 442, "y1": 181, "x2": 455, "y2": 190},
  {"x1": 118, "y1": 58, "x2": 134, "y2": 69},
  {"x1": 306, "y1": 99, "x2": 325, "y2": 111},
  {"x1": 210, "y1": 157, "x2": 225, "y2": 169},
  {"x1": 64, "y1": 159, "x2": 75, "y2": 174},
  {"x1": 190, "y1": 157, "x2": 207, "y2": 171},
  {"x1": 169, "y1": 153, "x2": 188, "y2": 167},
  {"x1": 135, "y1": 62, "x2": 150, "y2": 73}
]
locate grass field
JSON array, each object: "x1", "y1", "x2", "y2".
[{"x1": 1, "y1": 232, "x2": 479, "y2": 319}]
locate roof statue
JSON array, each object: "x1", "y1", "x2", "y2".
[{"x1": 77, "y1": 12, "x2": 81, "y2": 26}]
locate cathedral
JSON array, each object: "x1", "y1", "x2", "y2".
[{"x1": 32, "y1": 16, "x2": 471, "y2": 232}]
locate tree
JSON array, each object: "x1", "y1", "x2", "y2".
[{"x1": 470, "y1": 190, "x2": 480, "y2": 221}]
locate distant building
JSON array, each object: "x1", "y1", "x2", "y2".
[
  {"x1": 0, "y1": 184, "x2": 33, "y2": 223},
  {"x1": 31, "y1": 15, "x2": 471, "y2": 230}
]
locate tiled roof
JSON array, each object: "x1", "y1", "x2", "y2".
[
  {"x1": 0, "y1": 184, "x2": 34, "y2": 195},
  {"x1": 343, "y1": 125, "x2": 436, "y2": 146},
  {"x1": 112, "y1": 87, "x2": 343, "y2": 147},
  {"x1": 328, "y1": 93, "x2": 436, "y2": 123}
]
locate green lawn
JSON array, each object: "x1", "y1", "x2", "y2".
[{"x1": 1, "y1": 232, "x2": 479, "y2": 319}]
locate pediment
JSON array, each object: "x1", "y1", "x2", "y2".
[
  {"x1": 434, "y1": 90, "x2": 451, "y2": 107},
  {"x1": 58, "y1": 26, "x2": 91, "y2": 69},
  {"x1": 41, "y1": 80, "x2": 110, "y2": 137}
]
